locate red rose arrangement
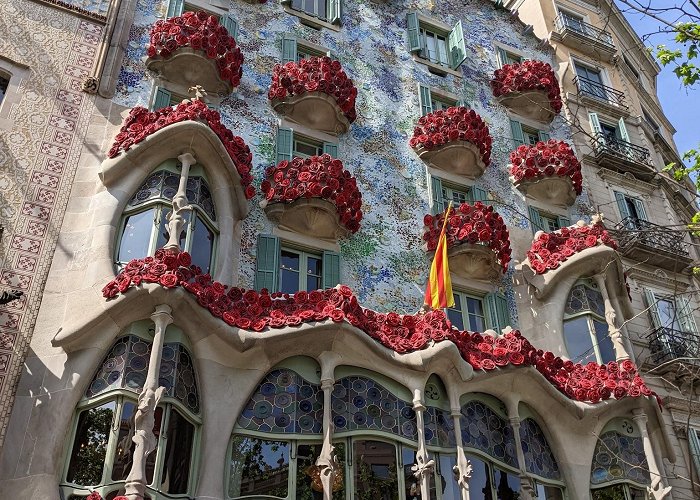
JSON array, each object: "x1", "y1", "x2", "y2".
[
  {"x1": 146, "y1": 11, "x2": 243, "y2": 87},
  {"x1": 268, "y1": 57, "x2": 358, "y2": 123},
  {"x1": 87, "y1": 493, "x2": 103, "y2": 500},
  {"x1": 422, "y1": 202, "x2": 512, "y2": 273},
  {"x1": 509, "y1": 140, "x2": 583, "y2": 194},
  {"x1": 107, "y1": 101, "x2": 255, "y2": 199},
  {"x1": 527, "y1": 221, "x2": 618, "y2": 274},
  {"x1": 491, "y1": 60, "x2": 562, "y2": 114},
  {"x1": 103, "y1": 248, "x2": 657, "y2": 405},
  {"x1": 409, "y1": 107, "x2": 492, "y2": 166},
  {"x1": 261, "y1": 155, "x2": 363, "y2": 233}
]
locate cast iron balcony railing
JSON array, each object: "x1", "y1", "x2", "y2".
[
  {"x1": 615, "y1": 217, "x2": 689, "y2": 257},
  {"x1": 592, "y1": 134, "x2": 652, "y2": 166},
  {"x1": 555, "y1": 14, "x2": 615, "y2": 47},
  {"x1": 574, "y1": 76, "x2": 627, "y2": 107},
  {"x1": 647, "y1": 327, "x2": 700, "y2": 366}
]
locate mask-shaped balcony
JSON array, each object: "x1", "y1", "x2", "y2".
[{"x1": 491, "y1": 60, "x2": 562, "y2": 123}]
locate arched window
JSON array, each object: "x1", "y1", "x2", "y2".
[
  {"x1": 563, "y1": 279, "x2": 616, "y2": 364},
  {"x1": 518, "y1": 406, "x2": 564, "y2": 499},
  {"x1": 61, "y1": 322, "x2": 200, "y2": 499},
  {"x1": 116, "y1": 159, "x2": 218, "y2": 273},
  {"x1": 590, "y1": 418, "x2": 650, "y2": 499}
]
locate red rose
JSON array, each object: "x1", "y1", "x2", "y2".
[
  {"x1": 481, "y1": 359, "x2": 496, "y2": 370},
  {"x1": 159, "y1": 273, "x2": 178, "y2": 288},
  {"x1": 178, "y1": 251, "x2": 192, "y2": 267}
]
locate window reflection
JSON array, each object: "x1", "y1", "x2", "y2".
[
  {"x1": 118, "y1": 210, "x2": 156, "y2": 263},
  {"x1": 438, "y1": 454, "x2": 460, "y2": 500},
  {"x1": 402, "y1": 447, "x2": 436, "y2": 500},
  {"x1": 536, "y1": 483, "x2": 564, "y2": 499},
  {"x1": 353, "y1": 440, "x2": 399, "y2": 500},
  {"x1": 66, "y1": 402, "x2": 115, "y2": 485},
  {"x1": 228, "y1": 436, "x2": 290, "y2": 498},
  {"x1": 160, "y1": 408, "x2": 195, "y2": 494},
  {"x1": 493, "y1": 467, "x2": 521, "y2": 499},
  {"x1": 296, "y1": 442, "x2": 346, "y2": 499},
  {"x1": 466, "y1": 455, "x2": 493, "y2": 500},
  {"x1": 190, "y1": 214, "x2": 214, "y2": 274},
  {"x1": 112, "y1": 403, "x2": 160, "y2": 483}
]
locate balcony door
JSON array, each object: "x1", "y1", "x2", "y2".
[
  {"x1": 575, "y1": 63, "x2": 608, "y2": 101},
  {"x1": 644, "y1": 289, "x2": 699, "y2": 363}
]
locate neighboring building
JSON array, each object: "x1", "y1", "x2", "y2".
[{"x1": 0, "y1": 1, "x2": 695, "y2": 500}]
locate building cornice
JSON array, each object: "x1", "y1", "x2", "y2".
[
  {"x1": 625, "y1": 266, "x2": 691, "y2": 290},
  {"x1": 596, "y1": 167, "x2": 658, "y2": 195}
]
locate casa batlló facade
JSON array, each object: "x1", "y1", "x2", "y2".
[{"x1": 0, "y1": 0, "x2": 697, "y2": 499}]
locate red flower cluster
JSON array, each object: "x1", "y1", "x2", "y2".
[
  {"x1": 86, "y1": 493, "x2": 103, "y2": 500},
  {"x1": 491, "y1": 60, "x2": 562, "y2": 114},
  {"x1": 509, "y1": 140, "x2": 583, "y2": 194},
  {"x1": 268, "y1": 57, "x2": 358, "y2": 122},
  {"x1": 409, "y1": 107, "x2": 492, "y2": 166},
  {"x1": 261, "y1": 155, "x2": 363, "y2": 233},
  {"x1": 107, "y1": 100, "x2": 255, "y2": 199},
  {"x1": 422, "y1": 202, "x2": 512, "y2": 273},
  {"x1": 146, "y1": 11, "x2": 243, "y2": 87},
  {"x1": 103, "y1": 249, "x2": 657, "y2": 405},
  {"x1": 527, "y1": 222, "x2": 618, "y2": 274}
]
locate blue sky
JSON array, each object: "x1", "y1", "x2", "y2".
[{"x1": 618, "y1": 5, "x2": 697, "y2": 159}]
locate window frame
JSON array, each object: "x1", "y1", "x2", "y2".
[
  {"x1": 417, "y1": 83, "x2": 464, "y2": 116},
  {"x1": 510, "y1": 117, "x2": 551, "y2": 148},
  {"x1": 528, "y1": 206, "x2": 570, "y2": 234},
  {"x1": 0, "y1": 58, "x2": 29, "y2": 131},
  {"x1": 275, "y1": 126, "x2": 339, "y2": 164},
  {"x1": 281, "y1": 0, "x2": 342, "y2": 30},
  {"x1": 495, "y1": 44, "x2": 525, "y2": 68},
  {"x1": 613, "y1": 190, "x2": 647, "y2": 223},
  {"x1": 429, "y1": 175, "x2": 487, "y2": 215},
  {"x1": 279, "y1": 245, "x2": 324, "y2": 294},
  {"x1": 407, "y1": 13, "x2": 467, "y2": 76},
  {"x1": 447, "y1": 290, "x2": 487, "y2": 332}
]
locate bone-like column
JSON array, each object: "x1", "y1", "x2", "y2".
[
  {"x1": 592, "y1": 273, "x2": 630, "y2": 361},
  {"x1": 450, "y1": 405, "x2": 472, "y2": 500},
  {"x1": 164, "y1": 153, "x2": 195, "y2": 252},
  {"x1": 412, "y1": 388, "x2": 435, "y2": 500},
  {"x1": 632, "y1": 409, "x2": 672, "y2": 499},
  {"x1": 508, "y1": 415, "x2": 535, "y2": 500}
]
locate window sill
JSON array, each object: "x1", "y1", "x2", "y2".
[
  {"x1": 412, "y1": 54, "x2": 462, "y2": 78},
  {"x1": 283, "y1": 6, "x2": 341, "y2": 32}
]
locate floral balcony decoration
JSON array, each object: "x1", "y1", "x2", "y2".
[
  {"x1": 509, "y1": 140, "x2": 582, "y2": 206},
  {"x1": 491, "y1": 60, "x2": 562, "y2": 122},
  {"x1": 102, "y1": 249, "x2": 658, "y2": 405},
  {"x1": 268, "y1": 57, "x2": 358, "y2": 135},
  {"x1": 526, "y1": 220, "x2": 618, "y2": 275},
  {"x1": 259, "y1": 154, "x2": 363, "y2": 239},
  {"x1": 409, "y1": 107, "x2": 492, "y2": 179},
  {"x1": 146, "y1": 11, "x2": 243, "y2": 95},
  {"x1": 107, "y1": 100, "x2": 255, "y2": 198},
  {"x1": 422, "y1": 202, "x2": 511, "y2": 281}
]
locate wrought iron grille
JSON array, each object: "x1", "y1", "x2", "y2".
[
  {"x1": 574, "y1": 76, "x2": 627, "y2": 107},
  {"x1": 592, "y1": 134, "x2": 652, "y2": 166},
  {"x1": 615, "y1": 217, "x2": 689, "y2": 257},
  {"x1": 555, "y1": 14, "x2": 614, "y2": 47},
  {"x1": 647, "y1": 327, "x2": 700, "y2": 366}
]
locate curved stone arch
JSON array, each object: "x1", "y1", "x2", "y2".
[
  {"x1": 590, "y1": 416, "x2": 651, "y2": 490},
  {"x1": 517, "y1": 402, "x2": 565, "y2": 484}
]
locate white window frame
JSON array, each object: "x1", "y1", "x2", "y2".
[
  {"x1": 0, "y1": 56, "x2": 29, "y2": 131},
  {"x1": 447, "y1": 290, "x2": 487, "y2": 332},
  {"x1": 279, "y1": 246, "x2": 324, "y2": 294},
  {"x1": 494, "y1": 42, "x2": 526, "y2": 68}
]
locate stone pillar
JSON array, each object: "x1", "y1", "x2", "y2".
[
  {"x1": 123, "y1": 305, "x2": 173, "y2": 500},
  {"x1": 609, "y1": 291, "x2": 636, "y2": 362},
  {"x1": 632, "y1": 409, "x2": 672, "y2": 499},
  {"x1": 164, "y1": 153, "x2": 195, "y2": 252},
  {"x1": 450, "y1": 406, "x2": 472, "y2": 500},
  {"x1": 508, "y1": 416, "x2": 535, "y2": 500},
  {"x1": 412, "y1": 389, "x2": 435, "y2": 499},
  {"x1": 316, "y1": 378, "x2": 337, "y2": 500},
  {"x1": 593, "y1": 273, "x2": 630, "y2": 361}
]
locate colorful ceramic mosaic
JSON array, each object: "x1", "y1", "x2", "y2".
[
  {"x1": 460, "y1": 400, "x2": 518, "y2": 469},
  {"x1": 519, "y1": 418, "x2": 561, "y2": 480},
  {"x1": 236, "y1": 369, "x2": 323, "y2": 434},
  {"x1": 590, "y1": 431, "x2": 650, "y2": 485}
]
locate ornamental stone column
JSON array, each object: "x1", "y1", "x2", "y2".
[
  {"x1": 412, "y1": 388, "x2": 435, "y2": 500},
  {"x1": 450, "y1": 404, "x2": 472, "y2": 500},
  {"x1": 593, "y1": 273, "x2": 630, "y2": 361},
  {"x1": 504, "y1": 400, "x2": 535, "y2": 500},
  {"x1": 632, "y1": 409, "x2": 672, "y2": 499},
  {"x1": 123, "y1": 304, "x2": 173, "y2": 500},
  {"x1": 316, "y1": 352, "x2": 340, "y2": 500},
  {"x1": 164, "y1": 152, "x2": 195, "y2": 252}
]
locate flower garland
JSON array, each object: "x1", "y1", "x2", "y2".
[
  {"x1": 107, "y1": 100, "x2": 255, "y2": 199},
  {"x1": 261, "y1": 155, "x2": 363, "y2": 233},
  {"x1": 491, "y1": 60, "x2": 562, "y2": 114},
  {"x1": 102, "y1": 249, "x2": 657, "y2": 405},
  {"x1": 146, "y1": 11, "x2": 243, "y2": 87},
  {"x1": 527, "y1": 221, "x2": 618, "y2": 274},
  {"x1": 422, "y1": 202, "x2": 511, "y2": 273},
  {"x1": 509, "y1": 140, "x2": 583, "y2": 195},
  {"x1": 409, "y1": 107, "x2": 492, "y2": 167},
  {"x1": 268, "y1": 57, "x2": 358, "y2": 123}
]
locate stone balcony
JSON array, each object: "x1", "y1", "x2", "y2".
[
  {"x1": 614, "y1": 217, "x2": 693, "y2": 272},
  {"x1": 591, "y1": 134, "x2": 656, "y2": 181},
  {"x1": 552, "y1": 14, "x2": 616, "y2": 62},
  {"x1": 646, "y1": 327, "x2": 700, "y2": 375}
]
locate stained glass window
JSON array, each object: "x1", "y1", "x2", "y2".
[
  {"x1": 460, "y1": 400, "x2": 518, "y2": 469},
  {"x1": 590, "y1": 431, "x2": 650, "y2": 486},
  {"x1": 519, "y1": 418, "x2": 561, "y2": 480},
  {"x1": 425, "y1": 406, "x2": 456, "y2": 448}
]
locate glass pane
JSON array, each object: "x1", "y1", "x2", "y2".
[
  {"x1": 536, "y1": 483, "x2": 564, "y2": 500},
  {"x1": 67, "y1": 401, "x2": 115, "y2": 485},
  {"x1": 353, "y1": 440, "x2": 399, "y2": 500},
  {"x1": 591, "y1": 484, "x2": 626, "y2": 500},
  {"x1": 317, "y1": 0, "x2": 326, "y2": 19},
  {"x1": 228, "y1": 436, "x2": 289, "y2": 498},
  {"x1": 280, "y1": 250, "x2": 300, "y2": 294},
  {"x1": 296, "y1": 442, "x2": 346, "y2": 499},
  {"x1": 438, "y1": 454, "x2": 460, "y2": 500},
  {"x1": 112, "y1": 403, "x2": 160, "y2": 484},
  {"x1": 402, "y1": 447, "x2": 437, "y2": 500},
  {"x1": 155, "y1": 206, "x2": 169, "y2": 250},
  {"x1": 118, "y1": 209, "x2": 156, "y2": 262},
  {"x1": 629, "y1": 487, "x2": 646, "y2": 499},
  {"x1": 563, "y1": 316, "x2": 597, "y2": 363},
  {"x1": 493, "y1": 467, "x2": 520, "y2": 500},
  {"x1": 437, "y1": 36, "x2": 448, "y2": 65},
  {"x1": 594, "y1": 320, "x2": 617, "y2": 364},
  {"x1": 190, "y1": 214, "x2": 214, "y2": 274},
  {"x1": 160, "y1": 407, "x2": 195, "y2": 494},
  {"x1": 657, "y1": 298, "x2": 680, "y2": 329},
  {"x1": 307, "y1": 255, "x2": 322, "y2": 291},
  {"x1": 448, "y1": 295, "x2": 465, "y2": 331},
  {"x1": 291, "y1": 0, "x2": 303, "y2": 10},
  {"x1": 425, "y1": 32, "x2": 437, "y2": 62},
  {"x1": 466, "y1": 297, "x2": 485, "y2": 332},
  {"x1": 295, "y1": 139, "x2": 320, "y2": 158},
  {"x1": 0, "y1": 74, "x2": 8, "y2": 103},
  {"x1": 465, "y1": 455, "x2": 492, "y2": 500}
]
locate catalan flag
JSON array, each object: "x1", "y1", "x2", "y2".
[{"x1": 424, "y1": 203, "x2": 454, "y2": 309}]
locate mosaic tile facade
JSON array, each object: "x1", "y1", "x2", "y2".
[{"x1": 0, "y1": 2, "x2": 102, "y2": 442}]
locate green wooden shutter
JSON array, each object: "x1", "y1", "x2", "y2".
[
  {"x1": 614, "y1": 191, "x2": 631, "y2": 220},
  {"x1": 538, "y1": 130, "x2": 551, "y2": 142},
  {"x1": 328, "y1": 0, "x2": 341, "y2": 24},
  {"x1": 677, "y1": 296, "x2": 698, "y2": 334},
  {"x1": 471, "y1": 186, "x2": 487, "y2": 204},
  {"x1": 281, "y1": 34, "x2": 297, "y2": 63},
  {"x1": 689, "y1": 429, "x2": 700, "y2": 477},
  {"x1": 632, "y1": 197, "x2": 647, "y2": 221},
  {"x1": 485, "y1": 292, "x2": 509, "y2": 333},
  {"x1": 448, "y1": 20, "x2": 467, "y2": 69},
  {"x1": 510, "y1": 119, "x2": 525, "y2": 147},
  {"x1": 276, "y1": 127, "x2": 294, "y2": 164},
  {"x1": 456, "y1": 99, "x2": 466, "y2": 107},
  {"x1": 418, "y1": 84, "x2": 433, "y2": 116},
  {"x1": 166, "y1": 0, "x2": 184, "y2": 17},
  {"x1": 322, "y1": 251, "x2": 341, "y2": 289},
  {"x1": 557, "y1": 215, "x2": 571, "y2": 228},
  {"x1": 430, "y1": 177, "x2": 445, "y2": 215},
  {"x1": 528, "y1": 206, "x2": 543, "y2": 232},
  {"x1": 589, "y1": 112, "x2": 602, "y2": 135},
  {"x1": 618, "y1": 117, "x2": 630, "y2": 142},
  {"x1": 496, "y1": 47, "x2": 509, "y2": 68},
  {"x1": 221, "y1": 15, "x2": 239, "y2": 39},
  {"x1": 643, "y1": 289, "x2": 661, "y2": 329},
  {"x1": 322, "y1": 142, "x2": 338, "y2": 157},
  {"x1": 255, "y1": 235, "x2": 280, "y2": 292},
  {"x1": 407, "y1": 13, "x2": 422, "y2": 52},
  {"x1": 152, "y1": 87, "x2": 172, "y2": 110}
]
